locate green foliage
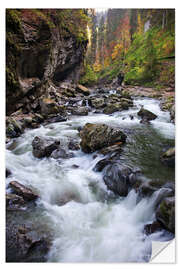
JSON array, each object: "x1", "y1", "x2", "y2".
[
  {"x1": 57, "y1": 9, "x2": 89, "y2": 43},
  {"x1": 79, "y1": 64, "x2": 97, "y2": 86}
]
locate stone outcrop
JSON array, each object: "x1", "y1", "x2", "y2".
[
  {"x1": 79, "y1": 123, "x2": 127, "y2": 153},
  {"x1": 6, "y1": 9, "x2": 88, "y2": 115}
]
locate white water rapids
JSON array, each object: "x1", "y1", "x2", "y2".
[{"x1": 6, "y1": 97, "x2": 175, "y2": 262}]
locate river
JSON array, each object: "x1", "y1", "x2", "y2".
[{"x1": 6, "y1": 96, "x2": 175, "y2": 262}]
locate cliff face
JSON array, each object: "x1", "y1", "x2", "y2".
[{"x1": 6, "y1": 9, "x2": 88, "y2": 115}]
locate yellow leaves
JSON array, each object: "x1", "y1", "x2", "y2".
[
  {"x1": 111, "y1": 43, "x2": 123, "y2": 60},
  {"x1": 93, "y1": 62, "x2": 102, "y2": 72},
  {"x1": 104, "y1": 57, "x2": 111, "y2": 68}
]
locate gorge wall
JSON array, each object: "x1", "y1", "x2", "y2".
[{"x1": 6, "y1": 9, "x2": 89, "y2": 115}]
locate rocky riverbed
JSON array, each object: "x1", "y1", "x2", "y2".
[{"x1": 6, "y1": 86, "x2": 175, "y2": 262}]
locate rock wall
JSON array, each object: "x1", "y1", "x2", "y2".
[{"x1": 6, "y1": 9, "x2": 88, "y2": 115}]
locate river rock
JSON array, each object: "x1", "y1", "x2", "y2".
[
  {"x1": 40, "y1": 98, "x2": 60, "y2": 116},
  {"x1": 93, "y1": 158, "x2": 113, "y2": 172},
  {"x1": 103, "y1": 162, "x2": 134, "y2": 196},
  {"x1": 6, "y1": 224, "x2": 50, "y2": 262},
  {"x1": 51, "y1": 147, "x2": 74, "y2": 159},
  {"x1": 156, "y1": 196, "x2": 175, "y2": 233},
  {"x1": 6, "y1": 168, "x2": 12, "y2": 177},
  {"x1": 90, "y1": 97, "x2": 105, "y2": 109},
  {"x1": 9, "y1": 181, "x2": 39, "y2": 201},
  {"x1": 6, "y1": 117, "x2": 23, "y2": 138},
  {"x1": 161, "y1": 147, "x2": 175, "y2": 168},
  {"x1": 32, "y1": 136, "x2": 60, "y2": 158},
  {"x1": 170, "y1": 104, "x2": 175, "y2": 122},
  {"x1": 71, "y1": 106, "x2": 89, "y2": 116},
  {"x1": 68, "y1": 140, "x2": 80, "y2": 151},
  {"x1": 80, "y1": 123, "x2": 127, "y2": 153},
  {"x1": 137, "y1": 108, "x2": 157, "y2": 122},
  {"x1": 98, "y1": 142, "x2": 123, "y2": 155},
  {"x1": 76, "y1": 84, "x2": 90, "y2": 96},
  {"x1": 6, "y1": 193, "x2": 25, "y2": 210},
  {"x1": 144, "y1": 221, "x2": 163, "y2": 235},
  {"x1": 103, "y1": 103, "x2": 122, "y2": 114}
]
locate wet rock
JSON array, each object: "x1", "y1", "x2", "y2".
[
  {"x1": 40, "y1": 98, "x2": 60, "y2": 116},
  {"x1": 156, "y1": 196, "x2": 175, "y2": 233},
  {"x1": 51, "y1": 147, "x2": 74, "y2": 159},
  {"x1": 137, "y1": 108, "x2": 157, "y2": 122},
  {"x1": 144, "y1": 221, "x2": 163, "y2": 235},
  {"x1": 6, "y1": 193, "x2": 26, "y2": 210},
  {"x1": 6, "y1": 168, "x2": 11, "y2": 177},
  {"x1": 152, "y1": 187, "x2": 174, "y2": 208},
  {"x1": 90, "y1": 97, "x2": 105, "y2": 109},
  {"x1": 80, "y1": 123, "x2": 127, "y2": 153},
  {"x1": 72, "y1": 164, "x2": 79, "y2": 169},
  {"x1": 161, "y1": 147, "x2": 175, "y2": 168},
  {"x1": 103, "y1": 162, "x2": 134, "y2": 196},
  {"x1": 121, "y1": 90, "x2": 132, "y2": 99},
  {"x1": 32, "y1": 136, "x2": 60, "y2": 158},
  {"x1": 71, "y1": 106, "x2": 89, "y2": 116},
  {"x1": 98, "y1": 142, "x2": 123, "y2": 155},
  {"x1": 76, "y1": 84, "x2": 90, "y2": 96},
  {"x1": 47, "y1": 115, "x2": 67, "y2": 123},
  {"x1": 34, "y1": 113, "x2": 44, "y2": 123},
  {"x1": 93, "y1": 158, "x2": 113, "y2": 172},
  {"x1": 9, "y1": 181, "x2": 39, "y2": 201},
  {"x1": 103, "y1": 103, "x2": 121, "y2": 114},
  {"x1": 6, "y1": 224, "x2": 50, "y2": 262},
  {"x1": 6, "y1": 117, "x2": 23, "y2": 138},
  {"x1": 170, "y1": 104, "x2": 175, "y2": 122},
  {"x1": 68, "y1": 140, "x2": 80, "y2": 151}
]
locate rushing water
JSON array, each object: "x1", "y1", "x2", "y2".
[{"x1": 6, "y1": 97, "x2": 175, "y2": 262}]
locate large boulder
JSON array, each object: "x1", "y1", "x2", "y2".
[
  {"x1": 161, "y1": 147, "x2": 175, "y2": 168},
  {"x1": 9, "y1": 181, "x2": 39, "y2": 201},
  {"x1": 103, "y1": 162, "x2": 134, "y2": 196},
  {"x1": 76, "y1": 84, "x2": 90, "y2": 96},
  {"x1": 137, "y1": 107, "x2": 157, "y2": 122},
  {"x1": 32, "y1": 136, "x2": 60, "y2": 158},
  {"x1": 79, "y1": 123, "x2": 127, "y2": 153},
  {"x1": 156, "y1": 196, "x2": 175, "y2": 233}
]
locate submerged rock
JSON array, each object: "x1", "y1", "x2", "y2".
[
  {"x1": 6, "y1": 168, "x2": 12, "y2": 177},
  {"x1": 9, "y1": 181, "x2": 39, "y2": 201},
  {"x1": 137, "y1": 107, "x2": 157, "y2": 122},
  {"x1": 156, "y1": 196, "x2": 175, "y2": 233},
  {"x1": 80, "y1": 123, "x2": 127, "y2": 153},
  {"x1": 32, "y1": 136, "x2": 60, "y2": 158},
  {"x1": 161, "y1": 147, "x2": 175, "y2": 168}
]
